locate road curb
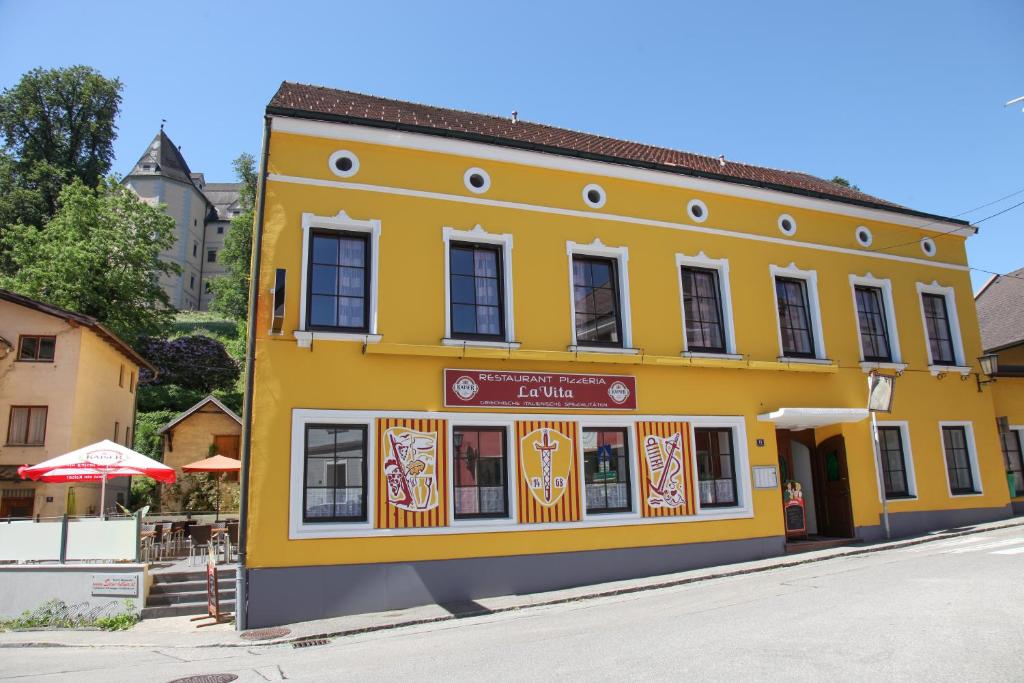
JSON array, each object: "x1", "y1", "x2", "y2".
[{"x1": 3, "y1": 517, "x2": 1022, "y2": 650}]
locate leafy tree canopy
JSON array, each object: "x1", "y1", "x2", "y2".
[
  {"x1": 0, "y1": 178, "x2": 179, "y2": 342},
  {"x1": 136, "y1": 334, "x2": 240, "y2": 392},
  {"x1": 209, "y1": 153, "x2": 257, "y2": 320},
  {"x1": 0, "y1": 65, "x2": 121, "y2": 195},
  {"x1": 830, "y1": 176, "x2": 861, "y2": 192}
]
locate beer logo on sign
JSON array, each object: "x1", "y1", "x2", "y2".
[
  {"x1": 84, "y1": 449, "x2": 124, "y2": 468},
  {"x1": 451, "y1": 375, "x2": 479, "y2": 401},
  {"x1": 382, "y1": 427, "x2": 439, "y2": 511},
  {"x1": 607, "y1": 381, "x2": 631, "y2": 405},
  {"x1": 520, "y1": 427, "x2": 573, "y2": 507},
  {"x1": 643, "y1": 432, "x2": 686, "y2": 509}
]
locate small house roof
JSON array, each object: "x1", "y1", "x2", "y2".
[
  {"x1": 975, "y1": 266, "x2": 1024, "y2": 353},
  {"x1": 158, "y1": 395, "x2": 242, "y2": 435}
]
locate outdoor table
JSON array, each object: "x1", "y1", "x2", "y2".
[{"x1": 211, "y1": 527, "x2": 230, "y2": 564}]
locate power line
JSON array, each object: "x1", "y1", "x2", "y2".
[{"x1": 870, "y1": 196, "x2": 1024, "y2": 254}]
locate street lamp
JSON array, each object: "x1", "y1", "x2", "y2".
[
  {"x1": 868, "y1": 371, "x2": 897, "y2": 540},
  {"x1": 976, "y1": 354, "x2": 999, "y2": 392}
]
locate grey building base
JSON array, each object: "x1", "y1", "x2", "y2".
[
  {"x1": 245, "y1": 535, "x2": 785, "y2": 628},
  {"x1": 1012, "y1": 501, "x2": 1024, "y2": 515},
  {"x1": 857, "y1": 504, "x2": 1013, "y2": 542}
]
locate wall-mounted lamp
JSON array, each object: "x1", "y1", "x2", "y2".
[{"x1": 976, "y1": 353, "x2": 999, "y2": 392}]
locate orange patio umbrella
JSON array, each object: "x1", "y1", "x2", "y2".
[{"x1": 182, "y1": 454, "x2": 240, "y2": 521}]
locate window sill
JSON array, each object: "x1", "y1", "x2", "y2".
[
  {"x1": 441, "y1": 338, "x2": 521, "y2": 350},
  {"x1": 948, "y1": 490, "x2": 984, "y2": 498},
  {"x1": 683, "y1": 351, "x2": 743, "y2": 361},
  {"x1": 860, "y1": 361, "x2": 907, "y2": 373},
  {"x1": 5, "y1": 443, "x2": 45, "y2": 448},
  {"x1": 569, "y1": 345, "x2": 640, "y2": 355},
  {"x1": 294, "y1": 331, "x2": 382, "y2": 348},
  {"x1": 777, "y1": 356, "x2": 833, "y2": 366},
  {"x1": 884, "y1": 494, "x2": 918, "y2": 501},
  {"x1": 928, "y1": 365, "x2": 971, "y2": 377}
]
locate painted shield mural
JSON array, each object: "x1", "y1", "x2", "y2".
[
  {"x1": 516, "y1": 420, "x2": 581, "y2": 523},
  {"x1": 376, "y1": 418, "x2": 449, "y2": 528},
  {"x1": 636, "y1": 421, "x2": 696, "y2": 517}
]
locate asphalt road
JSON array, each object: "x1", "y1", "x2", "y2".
[{"x1": 4, "y1": 525, "x2": 1024, "y2": 682}]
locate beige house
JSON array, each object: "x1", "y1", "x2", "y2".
[
  {"x1": 158, "y1": 395, "x2": 241, "y2": 509},
  {"x1": 0, "y1": 290, "x2": 154, "y2": 518}
]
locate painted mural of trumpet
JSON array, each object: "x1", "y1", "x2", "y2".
[{"x1": 644, "y1": 432, "x2": 686, "y2": 508}]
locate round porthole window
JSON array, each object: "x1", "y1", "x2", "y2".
[
  {"x1": 464, "y1": 167, "x2": 491, "y2": 194},
  {"x1": 778, "y1": 214, "x2": 797, "y2": 236},
  {"x1": 328, "y1": 150, "x2": 359, "y2": 178},
  {"x1": 855, "y1": 226, "x2": 873, "y2": 247},
  {"x1": 687, "y1": 199, "x2": 708, "y2": 223},
  {"x1": 920, "y1": 237, "x2": 936, "y2": 256},
  {"x1": 582, "y1": 183, "x2": 606, "y2": 209}
]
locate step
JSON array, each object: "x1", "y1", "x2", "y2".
[
  {"x1": 149, "y1": 579, "x2": 235, "y2": 595},
  {"x1": 784, "y1": 537, "x2": 861, "y2": 554},
  {"x1": 140, "y1": 600, "x2": 235, "y2": 620},
  {"x1": 151, "y1": 568, "x2": 236, "y2": 584},
  {"x1": 146, "y1": 589, "x2": 236, "y2": 606}
]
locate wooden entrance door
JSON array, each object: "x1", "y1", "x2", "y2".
[
  {"x1": 813, "y1": 435, "x2": 854, "y2": 538},
  {"x1": 1, "y1": 491, "x2": 35, "y2": 519},
  {"x1": 213, "y1": 435, "x2": 241, "y2": 481}
]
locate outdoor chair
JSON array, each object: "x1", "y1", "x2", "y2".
[{"x1": 187, "y1": 525, "x2": 212, "y2": 566}]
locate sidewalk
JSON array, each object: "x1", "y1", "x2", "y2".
[{"x1": 2, "y1": 515, "x2": 1022, "y2": 650}]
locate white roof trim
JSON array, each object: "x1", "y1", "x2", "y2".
[
  {"x1": 158, "y1": 395, "x2": 242, "y2": 434},
  {"x1": 757, "y1": 407, "x2": 869, "y2": 431}
]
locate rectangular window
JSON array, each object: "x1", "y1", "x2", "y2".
[
  {"x1": 303, "y1": 424, "x2": 367, "y2": 522},
  {"x1": 878, "y1": 426, "x2": 911, "y2": 498},
  {"x1": 114, "y1": 421, "x2": 120, "y2": 442},
  {"x1": 119, "y1": 364, "x2": 125, "y2": 388},
  {"x1": 7, "y1": 406, "x2": 47, "y2": 446},
  {"x1": 695, "y1": 428, "x2": 737, "y2": 507},
  {"x1": 192, "y1": 242, "x2": 198, "y2": 257},
  {"x1": 942, "y1": 426, "x2": 976, "y2": 494},
  {"x1": 125, "y1": 426, "x2": 132, "y2": 448},
  {"x1": 855, "y1": 286, "x2": 892, "y2": 362},
  {"x1": 217, "y1": 225, "x2": 224, "y2": 234},
  {"x1": 449, "y1": 242, "x2": 505, "y2": 340},
  {"x1": 775, "y1": 277, "x2": 816, "y2": 358},
  {"x1": 1001, "y1": 429, "x2": 1024, "y2": 497},
  {"x1": 207, "y1": 249, "x2": 217, "y2": 263},
  {"x1": 681, "y1": 266, "x2": 726, "y2": 353},
  {"x1": 17, "y1": 335, "x2": 56, "y2": 362},
  {"x1": 129, "y1": 372, "x2": 135, "y2": 394},
  {"x1": 307, "y1": 230, "x2": 369, "y2": 332},
  {"x1": 573, "y1": 255, "x2": 623, "y2": 347},
  {"x1": 189, "y1": 275, "x2": 195, "y2": 290},
  {"x1": 453, "y1": 427, "x2": 508, "y2": 518},
  {"x1": 582, "y1": 427, "x2": 631, "y2": 513},
  {"x1": 922, "y1": 293, "x2": 956, "y2": 365}
]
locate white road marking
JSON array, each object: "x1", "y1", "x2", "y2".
[
  {"x1": 903, "y1": 536, "x2": 997, "y2": 552},
  {"x1": 991, "y1": 546, "x2": 1024, "y2": 555},
  {"x1": 946, "y1": 538, "x2": 1024, "y2": 554}
]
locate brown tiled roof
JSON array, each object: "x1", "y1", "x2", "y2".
[
  {"x1": 0, "y1": 289, "x2": 156, "y2": 372},
  {"x1": 268, "y1": 82, "x2": 968, "y2": 226},
  {"x1": 975, "y1": 267, "x2": 1024, "y2": 352}
]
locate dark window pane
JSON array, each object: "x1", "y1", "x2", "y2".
[
  {"x1": 451, "y1": 248, "x2": 475, "y2": 276},
  {"x1": 304, "y1": 425, "x2": 367, "y2": 523},
  {"x1": 454, "y1": 427, "x2": 508, "y2": 518},
  {"x1": 942, "y1": 426, "x2": 974, "y2": 494},
  {"x1": 583, "y1": 428, "x2": 631, "y2": 513},
  {"x1": 338, "y1": 267, "x2": 365, "y2": 297},
  {"x1": 878, "y1": 426, "x2": 909, "y2": 498},
  {"x1": 338, "y1": 298, "x2": 365, "y2": 328},
  {"x1": 37, "y1": 337, "x2": 55, "y2": 361},
  {"x1": 855, "y1": 286, "x2": 891, "y2": 362},
  {"x1": 776, "y1": 278, "x2": 815, "y2": 358},
  {"x1": 312, "y1": 235, "x2": 338, "y2": 264},
  {"x1": 339, "y1": 238, "x2": 365, "y2": 267},
  {"x1": 573, "y1": 255, "x2": 623, "y2": 348},
  {"x1": 311, "y1": 265, "x2": 337, "y2": 295},
  {"x1": 695, "y1": 428, "x2": 737, "y2": 507},
  {"x1": 474, "y1": 249, "x2": 498, "y2": 278},
  {"x1": 306, "y1": 232, "x2": 369, "y2": 331},
  {"x1": 19, "y1": 337, "x2": 38, "y2": 360},
  {"x1": 452, "y1": 304, "x2": 478, "y2": 334},
  {"x1": 310, "y1": 295, "x2": 337, "y2": 327},
  {"x1": 922, "y1": 294, "x2": 956, "y2": 365},
  {"x1": 448, "y1": 243, "x2": 505, "y2": 340}
]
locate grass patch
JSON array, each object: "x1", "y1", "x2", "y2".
[{"x1": 0, "y1": 599, "x2": 139, "y2": 632}]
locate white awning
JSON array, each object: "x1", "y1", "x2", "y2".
[{"x1": 757, "y1": 407, "x2": 869, "y2": 431}]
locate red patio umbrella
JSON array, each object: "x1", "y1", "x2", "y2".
[
  {"x1": 182, "y1": 454, "x2": 241, "y2": 521},
  {"x1": 19, "y1": 440, "x2": 176, "y2": 516}
]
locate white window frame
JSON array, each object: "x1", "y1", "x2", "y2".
[
  {"x1": 676, "y1": 252, "x2": 739, "y2": 358},
  {"x1": 447, "y1": 419, "x2": 518, "y2": 528},
  {"x1": 874, "y1": 420, "x2": 918, "y2": 500},
  {"x1": 290, "y1": 410, "x2": 376, "y2": 538},
  {"x1": 938, "y1": 421, "x2": 983, "y2": 497},
  {"x1": 566, "y1": 239, "x2": 637, "y2": 353},
  {"x1": 849, "y1": 273, "x2": 905, "y2": 371},
  {"x1": 576, "y1": 421, "x2": 642, "y2": 521},
  {"x1": 287, "y1": 410, "x2": 752, "y2": 539},
  {"x1": 690, "y1": 418, "x2": 751, "y2": 516},
  {"x1": 916, "y1": 281, "x2": 969, "y2": 375},
  {"x1": 1007, "y1": 425, "x2": 1024, "y2": 499},
  {"x1": 770, "y1": 263, "x2": 827, "y2": 362},
  {"x1": 442, "y1": 225, "x2": 518, "y2": 349},
  {"x1": 296, "y1": 210, "x2": 382, "y2": 347}
]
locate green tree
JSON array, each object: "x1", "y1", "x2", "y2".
[
  {"x1": 209, "y1": 153, "x2": 257, "y2": 320},
  {"x1": 0, "y1": 178, "x2": 179, "y2": 342},
  {"x1": 830, "y1": 176, "x2": 861, "y2": 192}
]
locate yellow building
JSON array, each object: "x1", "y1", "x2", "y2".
[
  {"x1": 975, "y1": 267, "x2": 1024, "y2": 513},
  {"x1": 239, "y1": 83, "x2": 1012, "y2": 627},
  {"x1": 0, "y1": 289, "x2": 153, "y2": 518}
]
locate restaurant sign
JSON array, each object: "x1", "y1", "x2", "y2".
[
  {"x1": 444, "y1": 369, "x2": 637, "y2": 410},
  {"x1": 91, "y1": 574, "x2": 139, "y2": 597}
]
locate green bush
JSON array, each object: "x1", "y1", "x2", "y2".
[{"x1": 0, "y1": 599, "x2": 138, "y2": 632}]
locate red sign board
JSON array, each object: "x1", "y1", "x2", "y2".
[{"x1": 444, "y1": 369, "x2": 637, "y2": 410}]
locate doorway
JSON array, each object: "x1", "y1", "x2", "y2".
[
  {"x1": 0, "y1": 489, "x2": 35, "y2": 519},
  {"x1": 813, "y1": 435, "x2": 855, "y2": 538}
]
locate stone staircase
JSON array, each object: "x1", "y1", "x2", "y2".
[{"x1": 142, "y1": 567, "x2": 236, "y2": 619}]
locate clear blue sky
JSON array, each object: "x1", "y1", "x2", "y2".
[{"x1": 2, "y1": 1, "x2": 1021, "y2": 290}]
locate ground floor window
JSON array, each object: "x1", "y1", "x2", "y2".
[
  {"x1": 942, "y1": 425, "x2": 976, "y2": 495},
  {"x1": 303, "y1": 424, "x2": 367, "y2": 522},
  {"x1": 453, "y1": 426, "x2": 508, "y2": 518},
  {"x1": 695, "y1": 427, "x2": 737, "y2": 507},
  {"x1": 582, "y1": 427, "x2": 631, "y2": 513},
  {"x1": 878, "y1": 426, "x2": 911, "y2": 498},
  {"x1": 1001, "y1": 429, "x2": 1024, "y2": 496}
]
